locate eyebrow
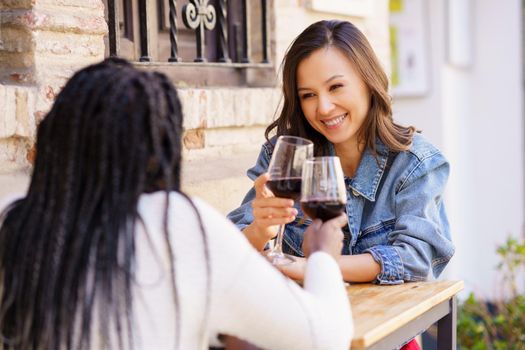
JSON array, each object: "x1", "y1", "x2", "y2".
[{"x1": 297, "y1": 74, "x2": 344, "y2": 91}]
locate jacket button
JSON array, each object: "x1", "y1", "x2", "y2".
[{"x1": 352, "y1": 189, "x2": 360, "y2": 197}]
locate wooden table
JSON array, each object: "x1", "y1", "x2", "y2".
[{"x1": 348, "y1": 280, "x2": 464, "y2": 350}]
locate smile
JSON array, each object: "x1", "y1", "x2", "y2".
[{"x1": 322, "y1": 113, "x2": 347, "y2": 127}]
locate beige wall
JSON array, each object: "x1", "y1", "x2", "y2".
[{"x1": 274, "y1": 0, "x2": 390, "y2": 76}]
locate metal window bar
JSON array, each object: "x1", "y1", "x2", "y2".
[
  {"x1": 240, "y1": 0, "x2": 250, "y2": 63},
  {"x1": 261, "y1": 0, "x2": 269, "y2": 63},
  {"x1": 107, "y1": 0, "x2": 270, "y2": 66},
  {"x1": 107, "y1": 0, "x2": 119, "y2": 56},
  {"x1": 217, "y1": 0, "x2": 230, "y2": 63},
  {"x1": 168, "y1": 0, "x2": 179, "y2": 62},
  {"x1": 138, "y1": 0, "x2": 151, "y2": 62}
]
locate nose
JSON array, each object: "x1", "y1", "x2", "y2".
[{"x1": 317, "y1": 94, "x2": 336, "y2": 116}]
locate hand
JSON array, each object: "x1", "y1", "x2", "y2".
[
  {"x1": 246, "y1": 173, "x2": 298, "y2": 244},
  {"x1": 302, "y1": 214, "x2": 347, "y2": 260},
  {"x1": 276, "y1": 256, "x2": 307, "y2": 281}
]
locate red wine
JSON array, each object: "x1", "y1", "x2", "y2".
[
  {"x1": 267, "y1": 178, "x2": 302, "y2": 200},
  {"x1": 301, "y1": 200, "x2": 345, "y2": 222}
]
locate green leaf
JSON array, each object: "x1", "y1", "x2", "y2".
[{"x1": 459, "y1": 235, "x2": 525, "y2": 349}]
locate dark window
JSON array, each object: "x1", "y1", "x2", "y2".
[{"x1": 104, "y1": 0, "x2": 275, "y2": 87}]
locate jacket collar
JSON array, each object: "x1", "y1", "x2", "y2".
[{"x1": 328, "y1": 139, "x2": 389, "y2": 202}]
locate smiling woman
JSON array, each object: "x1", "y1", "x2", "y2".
[
  {"x1": 228, "y1": 19, "x2": 454, "y2": 288},
  {"x1": 296, "y1": 47, "x2": 370, "y2": 175},
  {"x1": 227, "y1": 21, "x2": 454, "y2": 350}
]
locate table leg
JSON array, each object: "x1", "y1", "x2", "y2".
[{"x1": 437, "y1": 296, "x2": 457, "y2": 350}]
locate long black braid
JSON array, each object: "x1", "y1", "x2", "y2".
[{"x1": 0, "y1": 58, "x2": 211, "y2": 349}]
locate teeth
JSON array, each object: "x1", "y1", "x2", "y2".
[{"x1": 324, "y1": 114, "x2": 347, "y2": 126}]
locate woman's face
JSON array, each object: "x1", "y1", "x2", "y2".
[{"x1": 296, "y1": 46, "x2": 370, "y2": 148}]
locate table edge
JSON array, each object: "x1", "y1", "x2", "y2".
[{"x1": 351, "y1": 280, "x2": 464, "y2": 348}]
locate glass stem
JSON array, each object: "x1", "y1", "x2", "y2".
[{"x1": 273, "y1": 224, "x2": 285, "y2": 255}]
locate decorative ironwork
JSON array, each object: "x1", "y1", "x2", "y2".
[
  {"x1": 217, "y1": 0, "x2": 230, "y2": 62},
  {"x1": 107, "y1": 0, "x2": 271, "y2": 66},
  {"x1": 168, "y1": 0, "x2": 179, "y2": 62},
  {"x1": 182, "y1": 0, "x2": 217, "y2": 62}
]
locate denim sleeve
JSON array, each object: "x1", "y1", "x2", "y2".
[
  {"x1": 226, "y1": 142, "x2": 272, "y2": 231},
  {"x1": 364, "y1": 152, "x2": 455, "y2": 285}
]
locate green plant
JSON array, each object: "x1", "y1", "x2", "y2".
[{"x1": 458, "y1": 237, "x2": 525, "y2": 350}]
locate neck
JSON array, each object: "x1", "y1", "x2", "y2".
[{"x1": 334, "y1": 140, "x2": 365, "y2": 178}]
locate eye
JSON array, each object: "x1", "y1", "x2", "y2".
[
  {"x1": 329, "y1": 84, "x2": 343, "y2": 92},
  {"x1": 300, "y1": 92, "x2": 315, "y2": 100}
]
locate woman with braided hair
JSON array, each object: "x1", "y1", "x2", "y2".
[{"x1": 0, "y1": 58, "x2": 352, "y2": 349}]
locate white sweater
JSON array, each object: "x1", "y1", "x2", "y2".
[
  {"x1": 1, "y1": 192, "x2": 353, "y2": 349},
  {"x1": 131, "y1": 192, "x2": 353, "y2": 349}
]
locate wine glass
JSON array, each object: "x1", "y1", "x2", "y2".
[
  {"x1": 266, "y1": 136, "x2": 313, "y2": 266},
  {"x1": 300, "y1": 157, "x2": 346, "y2": 222}
]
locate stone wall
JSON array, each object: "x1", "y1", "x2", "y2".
[
  {"x1": 179, "y1": 87, "x2": 281, "y2": 214},
  {"x1": 0, "y1": 0, "x2": 107, "y2": 176}
]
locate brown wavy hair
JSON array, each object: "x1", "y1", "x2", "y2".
[{"x1": 265, "y1": 20, "x2": 416, "y2": 156}]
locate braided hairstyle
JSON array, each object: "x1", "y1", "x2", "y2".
[{"x1": 0, "y1": 58, "x2": 210, "y2": 349}]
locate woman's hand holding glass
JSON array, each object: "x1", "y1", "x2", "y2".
[
  {"x1": 243, "y1": 136, "x2": 313, "y2": 265},
  {"x1": 276, "y1": 214, "x2": 347, "y2": 281},
  {"x1": 302, "y1": 214, "x2": 347, "y2": 259},
  {"x1": 244, "y1": 173, "x2": 298, "y2": 250},
  {"x1": 265, "y1": 136, "x2": 313, "y2": 265}
]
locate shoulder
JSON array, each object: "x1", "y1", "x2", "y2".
[
  {"x1": 406, "y1": 133, "x2": 442, "y2": 161},
  {"x1": 168, "y1": 192, "x2": 237, "y2": 231},
  {"x1": 139, "y1": 191, "x2": 225, "y2": 225},
  {"x1": 261, "y1": 136, "x2": 278, "y2": 158},
  {"x1": 140, "y1": 191, "x2": 249, "y2": 243},
  {"x1": 395, "y1": 133, "x2": 448, "y2": 169},
  {"x1": 190, "y1": 196, "x2": 232, "y2": 223},
  {"x1": 391, "y1": 134, "x2": 449, "y2": 190},
  {"x1": 186, "y1": 196, "x2": 252, "y2": 243}
]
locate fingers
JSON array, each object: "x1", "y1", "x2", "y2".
[
  {"x1": 309, "y1": 219, "x2": 322, "y2": 231},
  {"x1": 252, "y1": 195, "x2": 296, "y2": 220},
  {"x1": 252, "y1": 204, "x2": 297, "y2": 227},
  {"x1": 251, "y1": 195, "x2": 297, "y2": 232},
  {"x1": 250, "y1": 174, "x2": 298, "y2": 238},
  {"x1": 325, "y1": 213, "x2": 348, "y2": 229},
  {"x1": 254, "y1": 173, "x2": 272, "y2": 199},
  {"x1": 253, "y1": 216, "x2": 296, "y2": 227},
  {"x1": 302, "y1": 220, "x2": 319, "y2": 257},
  {"x1": 252, "y1": 206, "x2": 297, "y2": 220},
  {"x1": 303, "y1": 215, "x2": 346, "y2": 259},
  {"x1": 303, "y1": 219, "x2": 321, "y2": 239},
  {"x1": 254, "y1": 196, "x2": 294, "y2": 208}
]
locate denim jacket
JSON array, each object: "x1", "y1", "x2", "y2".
[{"x1": 227, "y1": 133, "x2": 455, "y2": 284}]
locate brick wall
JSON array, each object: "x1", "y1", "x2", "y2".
[
  {"x1": 0, "y1": 0, "x2": 107, "y2": 175},
  {"x1": 179, "y1": 86, "x2": 281, "y2": 214}
]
